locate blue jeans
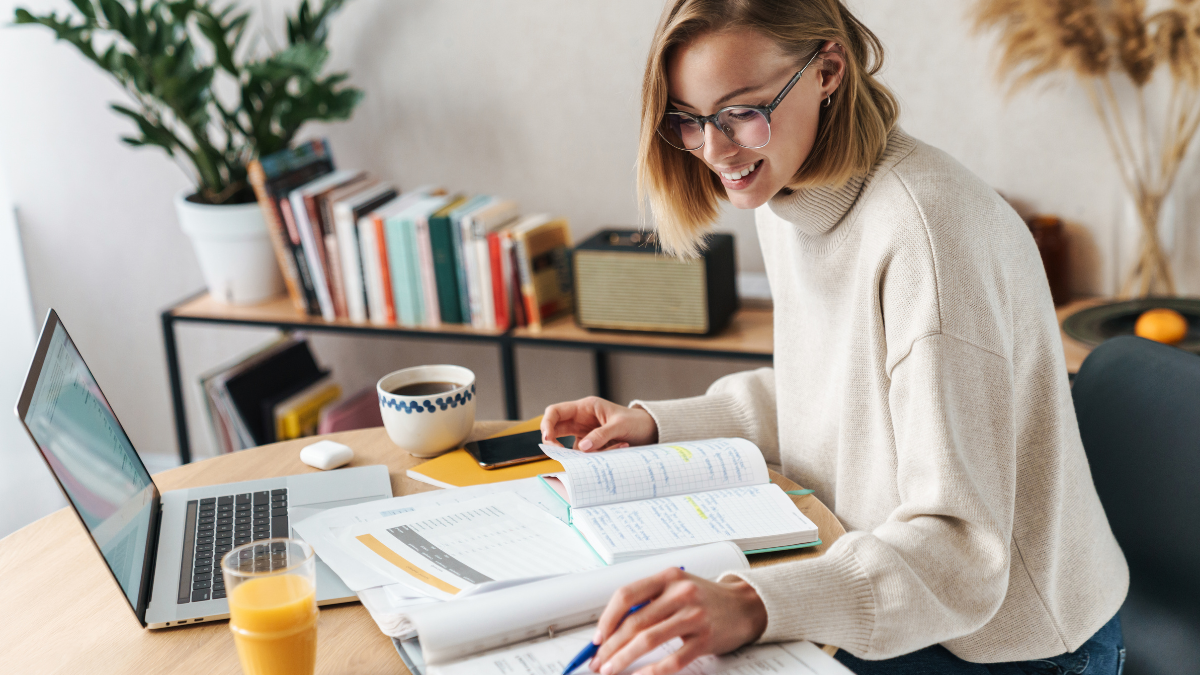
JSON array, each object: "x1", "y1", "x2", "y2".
[{"x1": 834, "y1": 612, "x2": 1125, "y2": 674}]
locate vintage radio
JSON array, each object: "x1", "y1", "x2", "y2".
[{"x1": 572, "y1": 229, "x2": 737, "y2": 335}]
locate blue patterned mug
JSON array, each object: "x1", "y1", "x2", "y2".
[{"x1": 376, "y1": 365, "x2": 476, "y2": 458}]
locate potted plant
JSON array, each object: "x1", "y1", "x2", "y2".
[{"x1": 14, "y1": 0, "x2": 363, "y2": 303}]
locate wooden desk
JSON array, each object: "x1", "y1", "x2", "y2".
[{"x1": 0, "y1": 423, "x2": 844, "y2": 674}]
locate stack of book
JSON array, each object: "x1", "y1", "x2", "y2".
[
  {"x1": 249, "y1": 141, "x2": 575, "y2": 331},
  {"x1": 201, "y1": 337, "x2": 341, "y2": 453}
]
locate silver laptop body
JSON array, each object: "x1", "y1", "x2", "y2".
[{"x1": 15, "y1": 309, "x2": 392, "y2": 629}]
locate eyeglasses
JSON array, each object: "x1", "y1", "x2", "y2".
[{"x1": 658, "y1": 49, "x2": 822, "y2": 152}]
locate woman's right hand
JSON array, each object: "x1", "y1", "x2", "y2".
[{"x1": 541, "y1": 397, "x2": 658, "y2": 452}]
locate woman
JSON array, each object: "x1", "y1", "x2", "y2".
[{"x1": 540, "y1": 1, "x2": 1129, "y2": 674}]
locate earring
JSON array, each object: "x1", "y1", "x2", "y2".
[{"x1": 823, "y1": 95, "x2": 832, "y2": 108}]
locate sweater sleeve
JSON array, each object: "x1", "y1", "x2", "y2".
[
  {"x1": 629, "y1": 366, "x2": 780, "y2": 465},
  {"x1": 719, "y1": 334, "x2": 1016, "y2": 659}
]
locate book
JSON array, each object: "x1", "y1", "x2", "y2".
[
  {"x1": 288, "y1": 170, "x2": 364, "y2": 321},
  {"x1": 539, "y1": 438, "x2": 820, "y2": 564},
  {"x1": 333, "y1": 183, "x2": 399, "y2": 323},
  {"x1": 512, "y1": 216, "x2": 573, "y2": 330},
  {"x1": 199, "y1": 337, "x2": 307, "y2": 453},
  {"x1": 366, "y1": 190, "x2": 434, "y2": 325},
  {"x1": 446, "y1": 196, "x2": 494, "y2": 324},
  {"x1": 413, "y1": 206, "x2": 441, "y2": 327},
  {"x1": 272, "y1": 375, "x2": 342, "y2": 441},
  {"x1": 384, "y1": 542, "x2": 850, "y2": 675},
  {"x1": 223, "y1": 339, "x2": 325, "y2": 446},
  {"x1": 247, "y1": 140, "x2": 335, "y2": 314},
  {"x1": 319, "y1": 176, "x2": 375, "y2": 319},
  {"x1": 405, "y1": 416, "x2": 562, "y2": 488},
  {"x1": 258, "y1": 367, "x2": 330, "y2": 444},
  {"x1": 316, "y1": 387, "x2": 384, "y2": 435},
  {"x1": 426, "y1": 196, "x2": 469, "y2": 324},
  {"x1": 461, "y1": 199, "x2": 520, "y2": 328}
]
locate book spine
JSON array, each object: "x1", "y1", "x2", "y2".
[
  {"x1": 358, "y1": 218, "x2": 384, "y2": 324},
  {"x1": 488, "y1": 231, "x2": 508, "y2": 331},
  {"x1": 335, "y1": 204, "x2": 368, "y2": 323},
  {"x1": 514, "y1": 235, "x2": 541, "y2": 329},
  {"x1": 508, "y1": 236, "x2": 527, "y2": 327},
  {"x1": 322, "y1": 198, "x2": 350, "y2": 319},
  {"x1": 459, "y1": 215, "x2": 482, "y2": 327},
  {"x1": 403, "y1": 216, "x2": 424, "y2": 326},
  {"x1": 450, "y1": 212, "x2": 472, "y2": 325},
  {"x1": 374, "y1": 215, "x2": 397, "y2": 325},
  {"x1": 475, "y1": 235, "x2": 495, "y2": 330},
  {"x1": 428, "y1": 214, "x2": 463, "y2": 324},
  {"x1": 247, "y1": 160, "x2": 307, "y2": 313},
  {"x1": 292, "y1": 191, "x2": 336, "y2": 321},
  {"x1": 415, "y1": 215, "x2": 441, "y2": 327},
  {"x1": 384, "y1": 216, "x2": 413, "y2": 326},
  {"x1": 276, "y1": 196, "x2": 321, "y2": 315}
]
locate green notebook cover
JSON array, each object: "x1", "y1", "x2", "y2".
[
  {"x1": 384, "y1": 212, "x2": 415, "y2": 326},
  {"x1": 428, "y1": 196, "x2": 469, "y2": 324}
]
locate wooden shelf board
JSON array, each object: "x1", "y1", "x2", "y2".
[
  {"x1": 510, "y1": 308, "x2": 774, "y2": 356},
  {"x1": 169, "y1": 293, "x2": 507, "y2": 337}
]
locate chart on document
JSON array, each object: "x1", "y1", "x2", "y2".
[{"x1": 344, "y1": 492, "x2": 601, "y2": 597}]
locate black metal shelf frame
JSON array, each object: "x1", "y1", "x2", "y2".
[{"x1": 162, "y1": 291, "x2": 772, "y2": 464}]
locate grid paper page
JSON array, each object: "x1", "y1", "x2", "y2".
[
  {"x1": 572, "y1": 484, "x2": 817, "y2": 559},
  {"x1": 428, "y1": 625, "x2": 851, "y2": 675},
  {"x1": 540, "y1": 438, "x2": 768, "y2": 508}
]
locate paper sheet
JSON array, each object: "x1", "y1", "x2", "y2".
[
  {"x1": 427, "y1": 626, "x2": 853, "y2": 675},
  {"x1": 293, "y1": 477, "x2": 566, "y2": 591},
  {"x1": 402, "y1": 542, "x2": 748, "y2": 665},
  {"x1": 341, "y1": 492, "x2": 602, "y2": 599},
  {"x1": 573, "y1": 484, "x2": 818, "y2": 561},
  {"x1": 541, "y1": 438, "x2": 769, "y2": 508}
]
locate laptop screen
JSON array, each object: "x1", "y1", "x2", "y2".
[{"x1": 20, "y1": 320, "x2": 155, "y2": 608}]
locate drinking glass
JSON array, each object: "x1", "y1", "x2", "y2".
[{"x1": 222, "y1": 538, "x2": 318, "y2": 675}]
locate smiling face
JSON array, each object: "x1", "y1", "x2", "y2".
[{"x1": 665, "y1": 28, "x2": 841, "y2": 209}]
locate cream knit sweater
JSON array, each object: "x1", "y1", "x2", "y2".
[{"x1": 632, "y1": 129, "x2": 1128, "y2": 663}]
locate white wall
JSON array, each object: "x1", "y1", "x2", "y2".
[
  {"x1": 0, "y1": 138, "x2": 65, "y2": 538},
  {"x1": 1, "y1": 0, "x2": 1197, "y2": 470}
]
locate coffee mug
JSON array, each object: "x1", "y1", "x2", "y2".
[{"x1": 377, "y1": 365, "x2": 476, "y2": 458}]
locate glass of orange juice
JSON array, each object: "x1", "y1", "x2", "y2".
[{"x1": 221, "y1": 538, "x2": 318, "y2": 675}]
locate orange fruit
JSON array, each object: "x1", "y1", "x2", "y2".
[{"x1": 1134, "y1": 308, "x2": 1189, "y2": 345}]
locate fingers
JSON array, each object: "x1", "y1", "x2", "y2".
[
  {"x1": 632, "y1": 637, "x2": 707, "y2": 675},
  {"x1": 600, "y1": 607, "x2": 707, "y2": 675},
  {"x1": 594, "y1": 568, "x2": 688, "y2": 644}
]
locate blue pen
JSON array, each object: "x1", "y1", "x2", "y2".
[
  {"x1": 561, "y1": 602, "x2": 648, "y2": 675},
  {"x1": 562, "y1": 567, "x2": 685, "y2": 675}
]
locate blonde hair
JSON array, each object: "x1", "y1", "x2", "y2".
[{"x1": 638, "y1": 0, "x2": 899, "y2": 257}]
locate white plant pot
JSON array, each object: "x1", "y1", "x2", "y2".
[{"x1": 175, "y1": 191, "x2": 283, "y2": 304}]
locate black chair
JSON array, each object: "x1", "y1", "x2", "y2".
[{"x1": 1072, "y1": 336, "x2": 1200, "y2": 675}]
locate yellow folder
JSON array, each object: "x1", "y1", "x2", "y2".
[{"x1": 406, "y1": 416, "x2": 564, "y2": 488}]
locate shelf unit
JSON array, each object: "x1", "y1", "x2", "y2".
[{"x1": 161, "y1": 292, "x2": 774, "y2": 463}]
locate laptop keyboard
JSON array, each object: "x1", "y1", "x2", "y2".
[{"x1": 177, "y1": 489, "x2": 289, "y2": 603}]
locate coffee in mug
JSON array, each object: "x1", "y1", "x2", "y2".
[{"x1": 377, "y1": 365, "x2": 476, "y2": 458}]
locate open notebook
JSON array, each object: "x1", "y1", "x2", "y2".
[
  {"x1": 539, "y1": 439, "x2": 819, "y2": 564},
  {"x1": 390, "y1": 542, "x2": 851, "y2": 675}
]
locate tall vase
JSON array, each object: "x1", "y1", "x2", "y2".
[{"x1": 1121, "y1": 190, "x2": 1177, "y2": 298}]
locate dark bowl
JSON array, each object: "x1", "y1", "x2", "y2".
[{"x1": 1062, "y1": 297, "x2": 1200, "y2": 352}]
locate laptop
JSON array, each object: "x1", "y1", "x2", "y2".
[{"x1": 14, "y1": 309, "x2": 393, "y2": 628}]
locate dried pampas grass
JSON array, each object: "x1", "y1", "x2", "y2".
[{"x1": 974, "y1": 0, "x2": 1200, "y2": 297}]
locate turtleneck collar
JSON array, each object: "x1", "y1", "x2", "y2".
[{"x1": 767, "y1": 128, "x2": 916, "y2": 240}]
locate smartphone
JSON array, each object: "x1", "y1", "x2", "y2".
[{"x1": 464, "y1": 429, "x2": 574, "y2": 469}]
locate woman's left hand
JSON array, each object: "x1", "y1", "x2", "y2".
[{"x1": 589, "y1": 567, "x2": 768, "y2": 675}]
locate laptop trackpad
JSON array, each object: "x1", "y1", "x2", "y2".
[{"x1": 290, "y1": 496, "x2": 386, "y2": 603}]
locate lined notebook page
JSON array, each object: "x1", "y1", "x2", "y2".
[
  {"x1": 572, "y1": 484, "x2": 817, "y2": 560},
  {"x1": 540, "y1": 438, "x2": 769, "y2": 508}
]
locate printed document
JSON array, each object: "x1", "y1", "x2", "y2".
[{"x1": 341, "y1": 492, "x2": 601, "y2": 598}]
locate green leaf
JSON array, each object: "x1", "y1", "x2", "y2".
[{"x1": 67, "y1": 0, "x2": 97, "y2": 20}]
